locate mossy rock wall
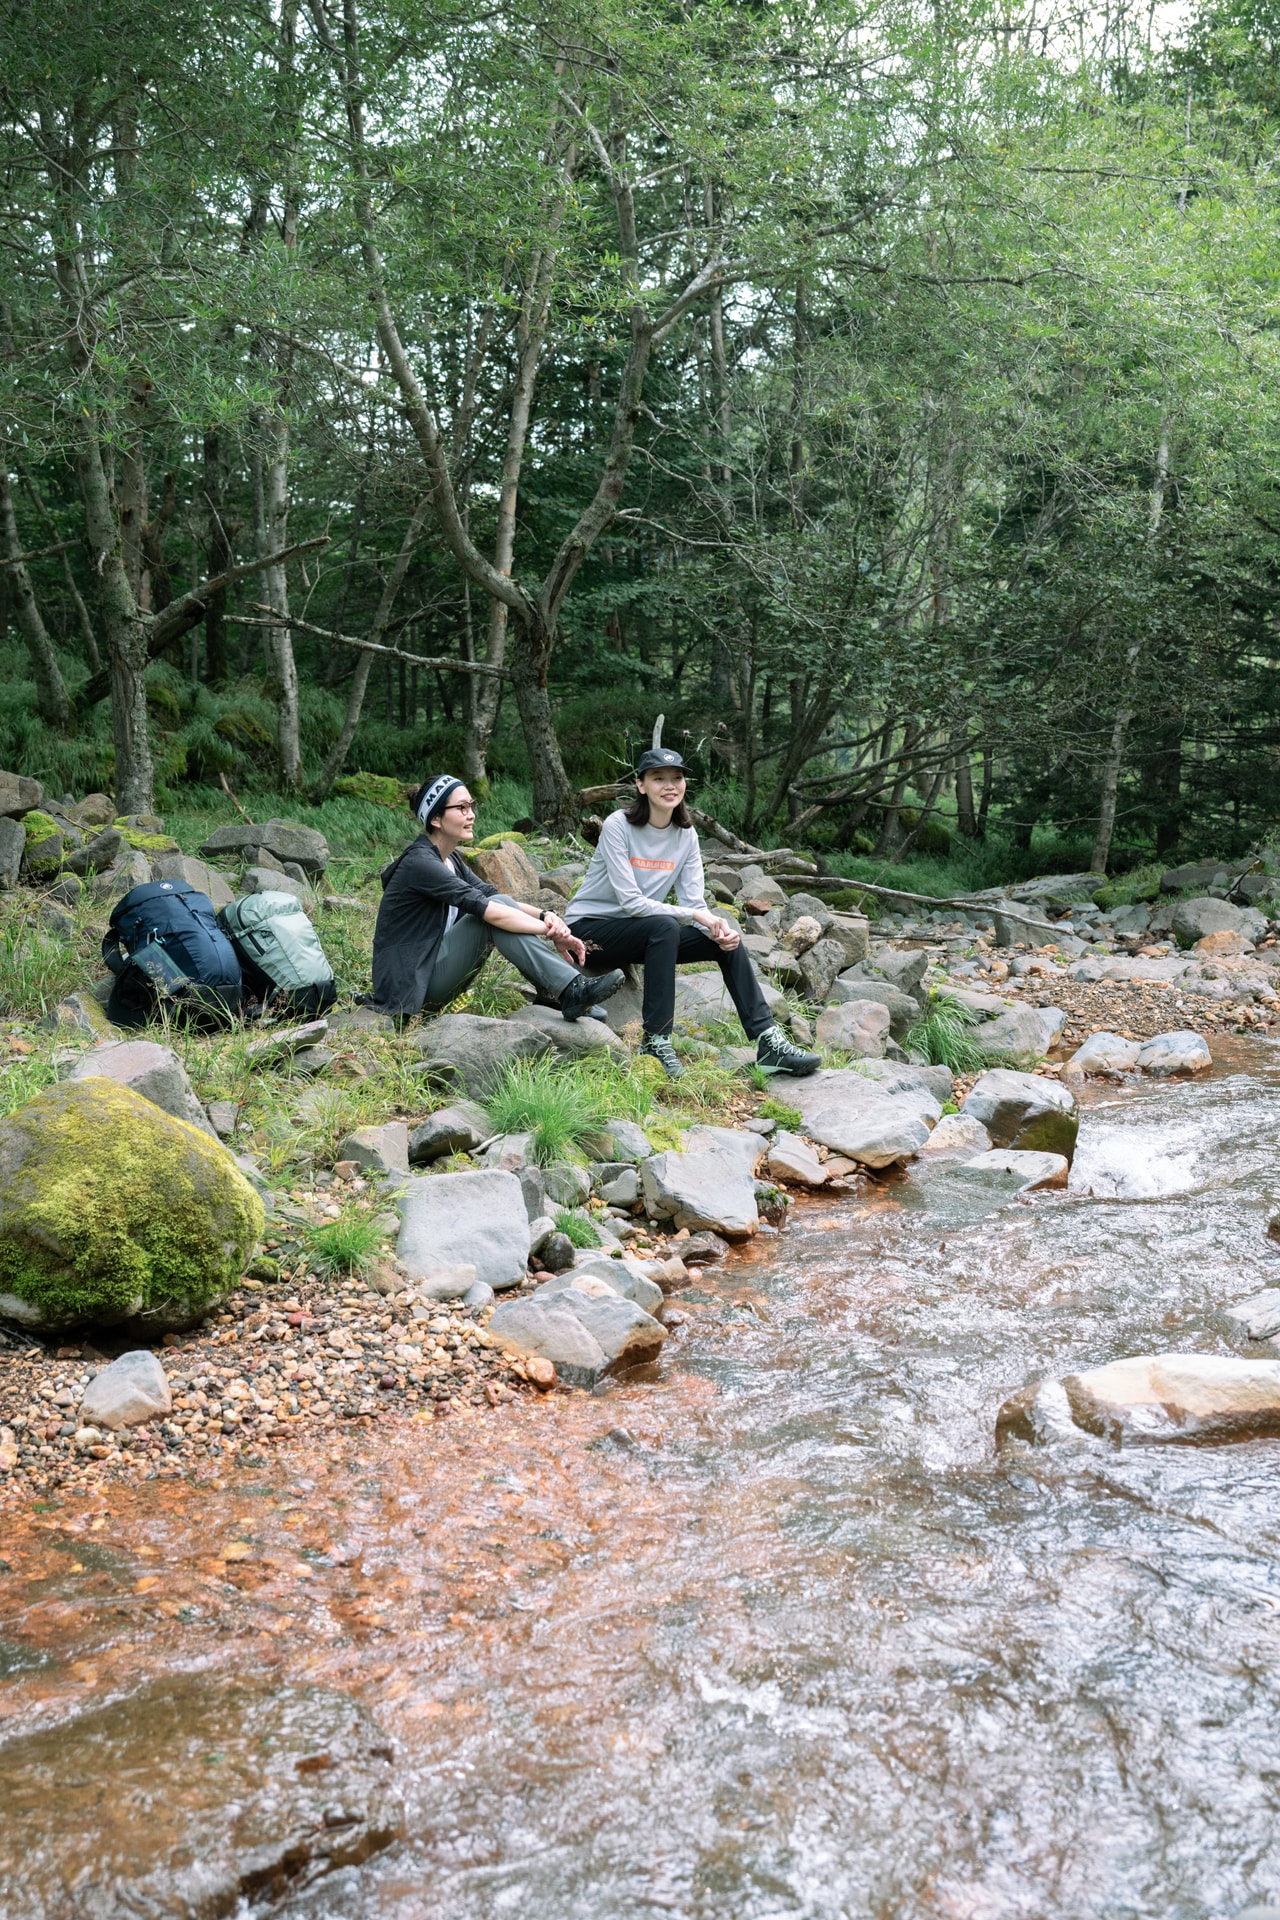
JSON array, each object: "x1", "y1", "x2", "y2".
[{"x1": 0, "y1": 1078, "x2": 264, "y2": 1331}]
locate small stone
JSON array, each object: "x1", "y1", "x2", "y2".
[
  {"x1": 207, "y1": 1100, "x2": 240, "y2": 1138},
  {"x1": 765, "y1": 1131, "x2": 828, "y2": 1188},
  {"x1": 538, "y1": 1233, "x2": 577, "y2": 1274},
  {"x1": 335, "y1": 1123, "x2": 410, "y2": 1176},
  {"x1": 407, "y1": 1101, "x2": 491, "y2": 1163},
  {"x1": 79, "y1": 1351, "x2": 172, "y2": 1432}
]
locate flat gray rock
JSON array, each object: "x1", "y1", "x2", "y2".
[
  {"x1": 541, "y1": 1162, "x2": 592, "y2": 1209},
  {"x1": 504, "y1": 1003, "x2": 628, "y2": 1057},
  {"x1": 961, "y1": 1068, "x2": 1079, "y2": 1161},
  {"x1": 396, "y1": 1168, "x2": 530, "y2": 1291},
  {"x1": 682, "y1": 1125, "x2": 765, "y2": 1171},
  {"x1": 336, "y1": 1122, "x2": 409, "y2": 1176},
  {"x1": 640, "y1": 1148, "x2": 760, "y2": 1237},
  {"x1": 920, "y1": 1113, "x2": 992, "y2": 1157},
  {"x1": 785, "y1": 1068, "x2": 933, "y2": 1167},
  {"x1": 416, "y1": 1011, "x2": 553, "y2": 1096},
  {"x1": 766, "y1": 1131, "x2": 828, "y2": 1188},
  {"x1": 487, "y1": 1295, "x2": 607, "y2": 1387},
  {"x1": 200, "y1": 816, "x2": 329, "y2": 873},
  {"x1": 862, "y1": 946, "x2": 929, "y2": 994},
  {"x1": 69, "y1": 1039, "x2": 217, "y2": 1138},
  {"x1": 407, "y1": 1100, "x2": 491, "y2": 1163},
  {"x1": 80, "y1": 1350, "x2": 172, "y2": 1431},
  {"x1": 245, "y1": 1019, "x2": 329, "y2": 1065},
  {"x1": 959, "y1": 1148, "x2": 1068, "y2": 1191},
  {"x1": 670, "y1": 968, "x2": 790, "y2": 1034}
]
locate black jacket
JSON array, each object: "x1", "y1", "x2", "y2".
[{"x1": 371, "y1": 835, "x2": 497, "y2": 1017}]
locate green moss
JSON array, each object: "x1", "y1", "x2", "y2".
[
  {"x1": 474, "y1": 830, "x2": 528, "y2": 849},
  {"x1": 117, "y1": 830, "x2": 181, "y2": 853},
  {"x1": 334, "y1": 772, "x2": 408, "y2": 809},
  {"x1": 0, "y1": 1079, "x2": 264, "y2": 1327},
  {"x1": 22, "y1": 811, "x2": 64, "y2": 878}
]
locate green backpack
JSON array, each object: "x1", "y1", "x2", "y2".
[{"x1": 219, "y1": 891, "x2": 336, "y2": 1016}]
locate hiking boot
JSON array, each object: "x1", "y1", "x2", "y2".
[
  {"x1": 755, "y1": 1023, "x2": 820, "y2": 1076},
  {"x1": 559, "y1": 967, "x2": 625, "y2": 1023},
  {"x1": 640, "y1": 1033, "x2": 685, "y2": 1080}
]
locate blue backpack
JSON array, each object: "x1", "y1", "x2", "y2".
[{"x1": 102, "y1": 881, "x2": 242, "y2": 1030}]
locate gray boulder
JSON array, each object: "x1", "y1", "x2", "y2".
[
  {"x1": 149, "y1": 850, "x2": 235, "y2": 909},
  {"x1": 542, "y1": 1162, "x2": 591, "y2": 1209},
  {"x1": 863, "y1": 946, "x2": 928, "y2": 995},
  {"x1": 961, "y1": 1068, "x2": 1079, "y2": 1162},
  {"x1": 240, "y1": 866, "x2": 313, "y2": 905},
  {"x1": 960, "y1": 1148, "x2": 1068, "y2": 1191},
  {"x1": 407, "y1": 1100, "x2": 491, "y2": 1163},
  {"x1": 798, "y1": 937, "x2": 847, "y2": 1004},
  {"x1": 993, "y1": 907, "x2": 1055, "y2": 948},
  {"x1": 199, "y1": 817, "x2": 329, "y2": 874},
  {"x1": 0, "y1": 815, "x2": 24, "y2": 888},
  {"x1": 69, "y1": 1039, "x2": 217, "y2": 1139},
  {"x1": 785, "y1": 1068, "x2": 933, "y2": 1167},
  {"x1": 504, "y1": 1003, "x2": 628, "y2": 1059},
  {"x1": 1218, "y1": 1288, "x2": 1280, "y2": 1348},
  {"x1": 396, "y1": 1168, "x2": 530, "y2": 1291},
  {"x1": 583, "y1": 1118, "x2": 653, "y2": 1162},
  {"x1": 920, "y1": 1113, "x2": 992, "y2": 1157},
  {"x1": 598, "y1": 1166, "x2": 639, "y2": 1207},
  {"x1": 553, "y1": 1286, "x2": 666, "y2": 1371},
  {"x1": 1135, "y1": 1030, "x2": 1212, "y2": 1076},
  {"x1": 671, "y1": 969, "x2": 791, "y2": 1034},
  {"x1": 518, "y1": 1165, "x2": 547, "y2": 1222},
  {"x1": 765, "y1": 1131, "x2": 828, "y2": 1187},
  {"x1": 823, "y1": 912, "x2": 871, "y2": 968},
  {"x1": 780, "y1": 892, "x2": 833, "y2": 936},
  {"x1": 79, "y1": 1350, "x2": 172, "y2": 1431},
  {"x1": 1062, "y1": 1031, "x2": 1141, "y2": 1078},
  {"x1": 416, "y1": 1012, "x2": 553, "y2": 1096},
  {"x1": 827, "y1": 975, "x2": 919, "y2": 1040},
  {"x1": 1171, "y1": 896, "x2": 1262, "y2": 945},
  {"x1": 336, "y1": 1122, "x2": 410, "y2": 1176},
  {"x1": 814, "y1": 999, "x2": 890, "y2": 1057},
  {"x1": 640, "y1": 1148, "x2": 759, "y2": 1237},
  {"x1": 0, "y1": 769, "x2": 42, "y2": 817},
  {"x1": 978, "y1": 1004, "x2": 1053, "y2": 1060},
  {"x1": 487, "y1": 1296, "x2": 607, "y2": 1388},
  {"x1": 1160, "y1": 861, "x2": 1230, "y2": 894}
]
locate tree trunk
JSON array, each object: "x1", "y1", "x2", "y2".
[
  {"x1": 0, "y1": 465, "x2": 70, "y2": 729},
  {"x1": 202, "y1": 428, "x2": 231, "y2": 682},
  {"x1": 509, "y1": 623, "x2": 575, "y2": 830},
  {"x1": 310, "y1": 495, "x2": 430, "y2": 801},
  {"x1": 874, "y1": 723, "x2": 920, "y2": 857},
  {"x1": 955, "y1": 742, "x2": 977, "y2": 839},
  {"x1": 258, "y1": 411, "x2": 302, "y2": 789},
  {"x1": 77, "y1": 434, "x2": 153, "y2": 812},
  {"x1": 16, "y1": 460, "x2": 101, "y2": 669}
]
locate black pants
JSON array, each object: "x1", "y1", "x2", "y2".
[{"x1": 571, "y1": 915, "x2": 775, "y2": 1040}]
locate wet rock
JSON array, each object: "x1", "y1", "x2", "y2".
[
  {"x1": 1217, "y1": 1288, "x2": 1280, "y2": 1346},
  {"x1": 504, "y1": 1002, "x2": 628, "y2": 1058},
  {"x1": 996, "y1": 1377, "x2": 1090, "y2": 1447},
  {"x1": 415, "y1": 1011, "x2": 553, "y2": 1096},
  {"x1": 79, "y1": 1349, "x2": 171, "y2": 1430},
  {"x1": 69, "y1": 1038, "x2": 218, "y2": 1138},
  {"x1": 396, "y1": 1168, "x2": 530, "y2": 1291},
  {"x1": 554, "y1": 1286, "x2": 667, "y2": 1371},
  {"x1": 785, "y1": 1068, "x2": 932, "y2": 1168},
  {"x1": 961, "y1": 1148, "x2": 1069, "y2": 1191},
  {"x1": 487, "y1": 1295, "x2": 608, "y2": 1387},
  {"x1": 682, "y1": 1230, "x2": 729, "y2": 1264},
  {"x1": 0, "y1": 1078, "x2": 263, "y2": 1332},
  {"x1": 1062, "y1": 1031, "x2": 1142, "y2": 1077},
  {"x1": 921, "y1": 1113, "x2": 992, "y2": 1156},
  {"x1": 961, "y1": 1068, "x2": 1079, "y2": 1162},
  {"x1": 765, "y1": 1131, "x2": 828, "y2": 1187},
  {"x1": 407, "y1": 1100, "x2": 491, "y2": 1163},
  {"x1": 335, "y1": 1123, "x2": 410, "y2": 1176},
  {"x1": 1064, "y1": 1352, "x2": 1280, "y2": 1442},
  {"x1": 1134, "y1": 1030, "x2": 1211, "y2": 1076},
  {"x1": 0, "y1": 1673, "x2": 400, "y2": 1919},
  {"x1": 826, "y1": 976, "x2": 918, "y2": 1041},
  {"x1": 640, "y1": 1149, "x2": 760, "y2": 1237},
  {"x1": 200, "y1": 817, "x2": 330, "y2": 873},
  {"x1": 583, "y1": 1117, "x2": 652, "y2": 1162},
  {"x1": 814, "y1": 998, "x2": 890, "y2": 1057}
]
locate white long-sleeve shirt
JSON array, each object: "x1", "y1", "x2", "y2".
[{"x1": 566, "y1": 811, "x2": 706, "y2": 923}]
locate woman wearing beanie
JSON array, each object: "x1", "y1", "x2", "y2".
[
  {"x1": 371, "y1": 774, "x2": 625, "y2": 1021},
  {"x1": 567, "y1": 748, "x2": 820, "y2": 1079}
]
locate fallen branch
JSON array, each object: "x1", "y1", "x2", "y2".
[
  {"x1": 0, "y1": 536, "x2": 76, "y2": 570},
  {"x1": 234, "y1": 610, "x2": 511, "y2": 678}
]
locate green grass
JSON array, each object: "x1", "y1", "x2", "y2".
[
  {"x1": 301, "y1": 1204, "x2": 390, "y2": 1277},
  {"x1": 905, "y1": 993, "x2": 994, "y2": 1074},
  {"x1": 759, "y1": 1094, "x2": 802, "y2": 1128},
  {"x1": 484, "y1": 1054, "x2": 613, "y2": 1165},
  {"x1": 554, "y1": 1209, "x2": 600, "y2": 1248}
]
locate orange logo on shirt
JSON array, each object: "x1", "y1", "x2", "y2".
[{"x1": 631, "y1": 857, "x2": 676, "y2": 872}]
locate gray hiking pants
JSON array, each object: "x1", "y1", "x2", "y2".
[{"x1": 422, "y1": 893, "x2": 579, "y2": 1011}]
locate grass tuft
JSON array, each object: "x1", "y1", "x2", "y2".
[
  {"x1": 905, "y1": 993, "x2": 993, "y2": 1074},
  {"x1": 554, "y1": 1210, "x2": 600, "y2": 1248},
  {"x1": 301, "y1": 1205, "x2": 389, "y2": 1277},
  {"x1": 484, "y1": 1054, "x2": 610, "y2": 1166},
  {"x1": 759, "y1": 1095, "x2": 802, "y2": 1129}
]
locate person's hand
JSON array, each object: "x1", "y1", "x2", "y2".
[
  {"x1": 694, "y1": 909, "x2": 740, "y2": 951},
  {"x1": 553, "y1": 928, "x2": 587, "y2": 966}
]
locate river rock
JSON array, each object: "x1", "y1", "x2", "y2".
[
  {"x1": 1134, "y1": 1030, "x2": 1212, "y2": 1076},
  {"x1": 961, "y1": 1068, "x2": 1079, "y2": 1162},
  {"x1": 785, "y1": 1068, "x2": 932, "y2": 1167},
  {"x1": 993, "y1": 907, "x2": 1055, "y2": 948},
  {"x1": 814, "y1": 998, "x2": 890, "y2": 1057},
  {"x1": 996, "y1": 1377, "x2": 1092, "y2": 1447},
  {"x1": 1218, "y1": 1288, "x2": 1280, "y2": 1347},
  {"x1": 68, "y1": 1039, "x2": 217, "y2": 1138},
  {"x1": 1062, "y1": 1031, "x2": 1142, "y2": 1077},
  {"x1": 823, "y1": 912, "x2": 871, "y2": 968},
  {"x1": 415, "y1": 1011, "x2": 553, "y2": 1095},
  {"x1": 0, "y1": 1673, "x2": 400, "y2": 1920},
  {"x1": 335, "y1": 1122, "x2": 410, "y2": 1176},
  {"x1": 396, "y1": 1168, "x2": 530, "y2": 1291},
  {"x1": 920, "y1": 1113, "x2": 993, "y2": 1156},
  {"x1": 977, "y1": 1004, "x2": 1054, "y2": 1059},
  {"x1": 1062, "y1": 1352, "x2": 1280, "y2": 1442},
  {"x1": 487, "y1": 1295, "x2": 608, "y2": 1387},
  {"x1": 683, "y1": 1124, "x2": 765, "y2": 1170},
  {"x1": 556, "y1": 1286, "x2": 666, "y2": 1370},
  {"x1": 480, "y1": 1132, "x2": 535, "y2": 1172},
  {"x1": 79, "y1": 1349, "x2": 171, "y2": 1430},
  {"x1": 641, "y1": 1149, "x2": 759, "y2": 1236},
  {"x1": 766, "y1": 1131, "x2": 828, "y2": 1187},
  {"x1": 199, "y1": 817, "x2": 329, "y2": 873},
  {"x1": 504, "y1": 1002, "x2": 628, "y2": 1058},
  {"x1": 826, "y1": 975, "x2": 919, "y2": 1040},
  {"x1": 537, "y1": 1231, "x2": 576, "y2": 1272},
  {"x1": 1172, "y1": 896, "x2": 1266, "y2": 946},
  {"x1": 0, "y1": 1078, "x2": 263, "y2": 1332},
  {"x1": 583, "y1": 1118, "x2": 653, "y2": 1162},
  {"x1": 407, "y1": 1100, "x2": 491, "y2": 1163},
  {"x1": 961, "y1": 1148, "x2": 1069, "y2": 1191}
]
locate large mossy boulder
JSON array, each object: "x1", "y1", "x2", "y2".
[{"x1": 0, "y1": 1078, "x2": 264, "y2": 1331}]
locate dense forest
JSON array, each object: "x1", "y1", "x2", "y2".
[{"x1": 3, "y1": 0, "x2": 1280, "y2": 873}]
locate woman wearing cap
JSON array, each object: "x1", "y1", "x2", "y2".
[
  {"x1": 371, "y1": 774, "x2": 626, "y2": 1021},
  {"x1": 567, "y1": 749, "x2": 820, "y2": 1079}
]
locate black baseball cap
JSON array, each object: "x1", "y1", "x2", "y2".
[{"x1": 635, "y1": 747, "x2": 690, "y2": 776}]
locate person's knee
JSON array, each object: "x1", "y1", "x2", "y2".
[{"x1": 645, "y1": 917, "x2": 680, "y2": 948}]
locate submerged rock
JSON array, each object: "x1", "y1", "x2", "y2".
[
  {"x1": 1042, "y1": 1352, "x2": 1280, "y2": 1444},
  {"x1": 0, "y1": 1674, "x2": 399, "y2": 1919},
  {"x1": 960, "y1": 1148, "x2": 1068, "y2": 1191},
  {"x1": 0, "y1": 1079, "x2": 263, "y2": 1332}
]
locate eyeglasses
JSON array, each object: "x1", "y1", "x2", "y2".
[{"x1": 443, "y1": 802, "x2": 476, "y2": 815}]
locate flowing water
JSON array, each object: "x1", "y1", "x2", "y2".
[{"x1": 6, "y1": 1045, "x2": 1280, "y2": 1919}]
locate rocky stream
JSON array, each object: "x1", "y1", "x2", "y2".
[{"x1": 4, "y1": 1041, "x2": 1280, "y2": 1917}]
